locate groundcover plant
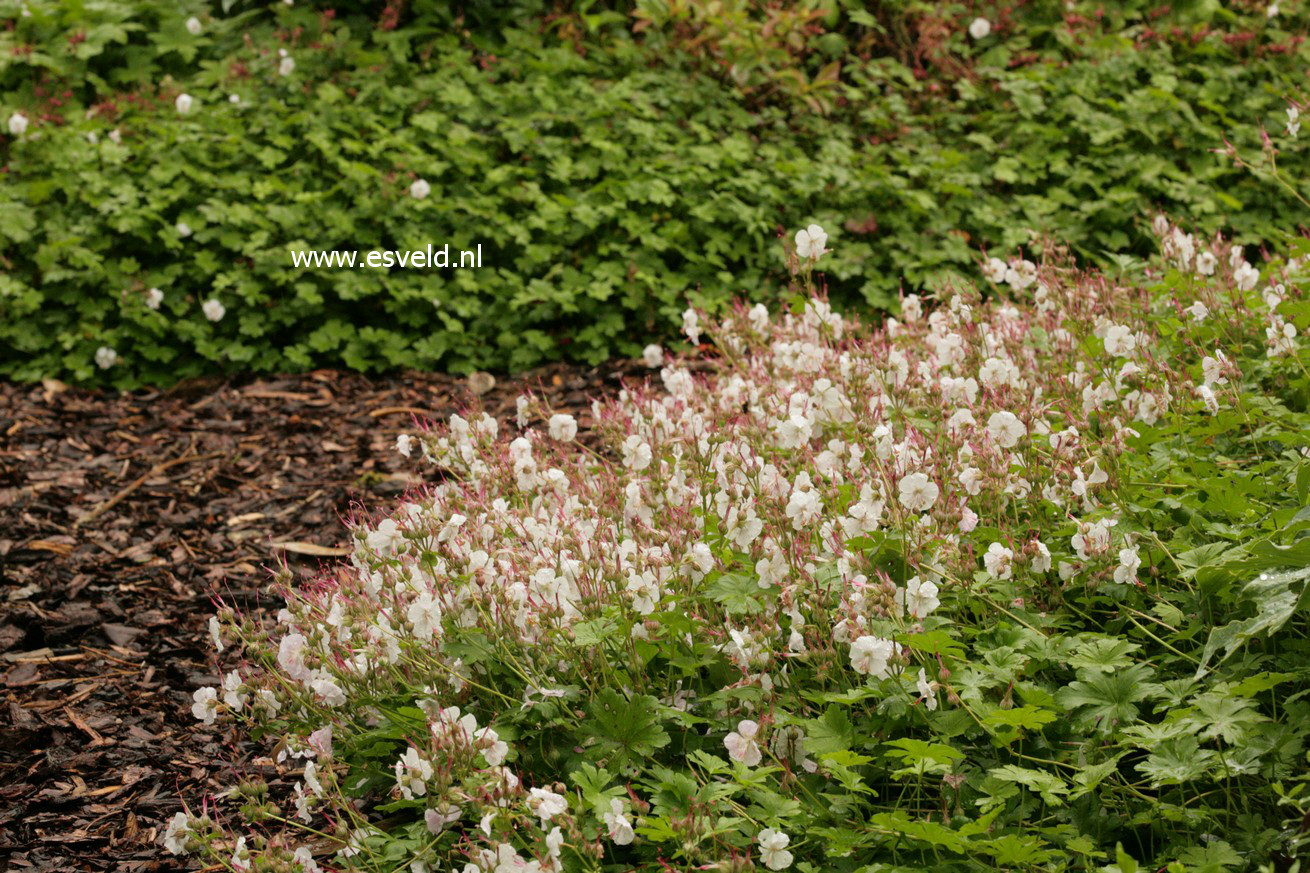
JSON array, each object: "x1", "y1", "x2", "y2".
[
  {"x1": 171, "y1": 226, "x2": 1310, "y2": 872},
  {"x1": 4, "y1": 1, "x2": 1310, "y2": 386}
]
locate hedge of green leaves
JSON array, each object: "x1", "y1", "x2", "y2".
[{"x1": 2, "y1": 0, "x2": 1309, "y2": 386}]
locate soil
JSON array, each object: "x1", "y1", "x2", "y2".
[{"x1": 0, "y1": 361, "x2": 641, "y2": 872}]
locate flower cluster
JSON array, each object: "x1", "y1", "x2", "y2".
[{"x1": 181, "y1": 223, "x2": 1305, "y2": 871}]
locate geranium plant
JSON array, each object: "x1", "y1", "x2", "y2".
[{"x1": 173, "y1": 223, "x2": 1310, "y2": 871}]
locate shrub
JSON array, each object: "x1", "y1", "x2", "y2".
[
  {"x1": 175, "y1": 224, "x2": 1310, "y2": 871},
  {"x1": 3, "y1": 1, "x2": 1310, "y2": 386}
]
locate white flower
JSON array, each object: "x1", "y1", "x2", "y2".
[
  {"x1": 292, "y1": 847, "x2": 321, "y2": 873},
  {"x1": 396, "y1": 433, "x2": 414, "y2": 456},
  {"x1": 642, "y1": 344, "x2": 664, "y2": 367},
  {"x1": 1104, "y1": 324, "x2": 1136, "y2": 357},
  {"x1": 279, "y1": 55, "x2": 296, "y2": 76},
  {"x1": 1202, "y1": 353, "x2": 1228, "y2": 386},
  {"x1": 176, "y1": 221, "x2": 192, "y2": 238},
  {"x1": 175, "y1": 93, "x2": 194, "y2": 114},
  {"x1": 984, "y1": 542, "x2": 1014, "y2": 580},
  {"x1": 548, "y1": 413, "x2": 578, "y2": 441},
  {"x1": 785, "y1": 482, "x2": 823, "y2": 530},
  {"x1": 1196, "y1": 384, "x2": 1220, "y2": 414},
  {"x1": 622, "y1": 435, "x2": 652, "y2": 470},
  {"x1": 367, "y1": 517, "x2": 404, "y2": 553},
  {"x1": 1287, "y1": 105, "x2": 1300, "y2": 138},
  {"x1": 425, "y1": 804, "x2": 461, "y2": 834},
  {"x1": 603, "y1": 798, "x2": 635, "y2": 845},
  {"x1": 682, "y1": 308, "x2": 701, "y2": 344},
  {"x1": 625, "y1": 570, "x2": 661, "y2": 615},
  {"x1": 222, "y1": 669, "x2": 247, "y2": 709},
  {"x1": 794, "y1": 224, "x2": 829, "y2": 260},
  {"x1": 775, "y1": 413, "x2": 813, "y2": 449},
  {"x1": 7, "y1": 112, "x2": 28, "y2": 136},
  {"x1": 986, "y1": 411, "x2": 1026, "y2": 448},
  {"x1": 968, "y1": 16, "x2": 992, "y2": 39},
  {"x1": 1072, "y1": 518, "x2": 1116, "y2": 559},
  {"x1": 901, "y1": 576, "x2": 941, "y2": 618},
  {"x1": 1196, "y1": 251, "x2": 1216, "y2": 276},
  {"x1": 898, "y1": 472, "x2": 939, "y2": 513},
  {"x1": 1233, "y1": 261, "x2": 1259, "y2": 292},
  {"x1": 724, "y1": 719, "x2": 763, "y2": 765},
  {"x1": 1005, "y1": 259, "x2": 1037, "y2": 290},
  {"x1": 394, "y1": 747, "x2": 433, "y2": 799},
  {"x1": 229, "y1": 93, "x2": 241, "y2": 104},
  {"x1": 191, "y1": 687, "x2": 219, "y2": 724},
  {"x1": 527, "y1": 788, "x2": 568, "y2": 824},
  {"x1": 1114, "y1": 545, "x2": 1141, "y2": 585},
  {"x1": 95, "y1": 346, "x2": 118, "y2": 370},
  {"x1": 163, "y1": 812, "x2": 191, "y2": 854},
  {"x1": 1186, "y1": 301, "x2": 1209, "y2": 321},
  {"x1": 185, "y1": 16, "x2": 202, "y2": 34},
  {"x1": 1269, "y1": 2, "x2": 1281, "y2": 17},
  {"x1": 410, "y1": 178, "x2": 430, "y2": 199},
  {"x1": 407, "y1": 591, "x2": 443, "y2": 640},
  {"x1": 476, "y1": 726, "x2": 509, "y2": 765},
  {"x1": 758, "y1": 829, "x2": 794, "y2": 870},
  {"x1": 916, "y1": 669, "x2": 939, "y2": 711},
  {"x1": 849, "y1": 635, "x2": 897, "y2": 678},
  {"x1": 1031, "y1": 541, "x2": 1052, "y2": 574},
  {"x1": 982, "y1": 256, "x2": 1008, "y2": 283},
  {"x1": 208, "y1": 615, "x2": 224, "y2": 652},
  {"x1": 311, "y1": 677, "x2": 346, "y2": 707},
  {"x1": 202, "y1": 299, "x2": 226, "y2": 322},
  {"x1": 145, "y1": 287, "x2": 164, "y2": 310}
]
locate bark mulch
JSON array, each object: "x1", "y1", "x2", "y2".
[{"x1": 0, "y1": 362, "x2": 640, "y2": 872}]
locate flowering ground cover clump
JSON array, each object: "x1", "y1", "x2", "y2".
[{"x1": 177, "y1": 228, "x2": 1310, "y2": 871}]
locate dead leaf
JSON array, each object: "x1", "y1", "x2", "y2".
[
  {"x1": 270, "y1": 541, "x2": 351, "y2": 557},
  {"x1": 24, "y1": 540, "x2": 75, "y2": 556},
  {"x1": 468, "y1": 372, "x2": 496, "y2": 395}
]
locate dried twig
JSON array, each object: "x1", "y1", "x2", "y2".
[{"x1": 74, "y1": 452, "x2": 223, "y2": 528}]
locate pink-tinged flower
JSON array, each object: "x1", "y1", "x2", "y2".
[
  {"x1": 986, "y1": 411, "x2": 1026, "y2": 448},
  {"x1": 849, "y1": 635, "x2": 897, "y2": 678},
  {"x1": 898, "y1": 472, "x2": 939, "y2": 512},
  {"x1": 795, "y1": 224, "x2": 829, "y2": 260},
  {"x1": 162, "y1": 812, "x2": 191, "y2": 854},
  {"x1": 1104, "y1": 324, "x2": 1136, "y2": 357},
  {"x1": 548, "y1": 413, "x2": 577, "y2": 441},
  {"x1": 983, "y1": 542, "x2": 1014, "y2": 580},
  {"x1": 725, "y1": 719, "x2": 763, "y2": 765},
  {"x1": 527, "y1": 787, "x2": 568, "y2": 824},
  {"x1": 603, "y1": 798, "x2": 635, "y2": 845}
]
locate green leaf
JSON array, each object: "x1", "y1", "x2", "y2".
[
  {"x1": 577, "y1": 691, "x2": 669, "y2": 770},
  {"x1": 988, "y1": 764, "x2": 1070, "y2": 806},
  {"x1": 804, "y1": 707, "x2": 855, "y2": 755},
  {"x1": 1195, "y1": 567, "x2": 1310, "y2": 679},
  {"x1": 1136, "y1": 736, "x2": 1216, "y2": 785},
  {"x1": 1055, "y1": 664, "x2": 1158, "y2": 734}
]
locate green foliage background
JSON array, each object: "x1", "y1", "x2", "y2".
[{"x1": 2, "y1": 0, "x2": 1308, "y2": 386}]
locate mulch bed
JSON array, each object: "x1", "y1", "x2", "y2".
[{"x1": 0, "y1": 361, "x2": 641, "y2": 872}]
